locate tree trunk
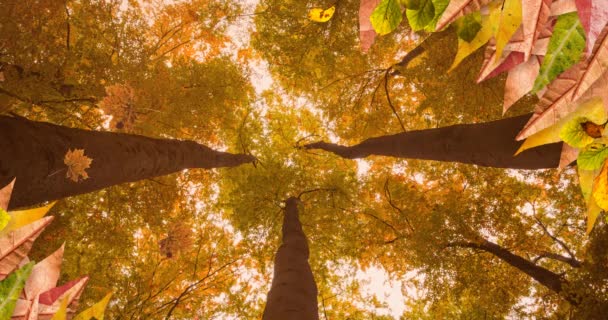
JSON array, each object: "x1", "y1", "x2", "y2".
[
  {"x1": 448, "y1": 240, "x2": 579, "y2": 305},
  {"x1": 0, "y1": 116, "x2": 255, "y2": 209},
  {"x1": 304, "y1": 114, "x2": 563, "y2": 169},
  {"x1": 263, "y1": 197, "x2": 319, "y2": 320}
]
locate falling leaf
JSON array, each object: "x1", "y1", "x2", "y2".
[
  {"x1": 494, "y1": 0, "x2": 522, "y2": 60},
  {"x1": 73, "y1": 292, "x2": 113, "y2": 320},
  {"x1": 50, "y1": 296, "x2": 69, "y2": 320},
  {"x1": 435, "y1": 0, "x2": 491, "y2": 31},
  {"x1": 503, "y1": 56, "x2": 541, "y2": 113},
  {"x1": 532, "y1": 12, "x2": 586, "y2": 93},
  {"x1": 0, "y1": 179, "x2": 15, "y2": 211},
  {"x1": 64, "y1": 149, "x2": 93, "y2": 182},
  {"x1": 370, "y1": 0, "x2": 403, "y2": 35},
  {"x1": 360, "y1": 0, "x2": 381, "y2": 52},
  {"x1": 521, "y1": 0, "x2": 552, "y2": 60},
  {"x1": 449, "y1": 7, "x2": 499, "y2": 71},
  {"x1": 24, "y1": 245, "x2": 64, "y2": 301},
  {"x1": 575, "y1": 0, "x2": 608, "y2": 55},
  {"x1": 516, "y1": 97, "x2": 605, "y2": 154},
  {"x1": 559, "y1": 117, "x2": 598, "y2": 148},
  {"x1": 406, "y1": 0, "x2": 435, "y2": 31},
  {"x1": 517, "y1": 63, "x2": 583, "y2": 140},
  {"x1": 307, "y1": 6, "x2": 336, "y2": 23},
  {"x1": 577, "y1": 139, "x2": 608, "y2": 170},
  {"x1": 0, "y1": 209, "x2": 9, "y2": 232},
  {"x1": 0, "y1": 262, "x2": 34, "y2": 319},
  {"x1": 0, "y1": 217, "x2": 54, "y2": 280},
  {"x1": 1, "y1": 201, "x2": 56, "y2": 235},
  {"x1": 571, "y1": 26, "x2": 608, "y2": 101},
  {"x1": 559, "y1": 143, "x2": 579, "y2": 169}
]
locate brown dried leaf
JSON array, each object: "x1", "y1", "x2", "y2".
[
  {"x1": 503, "y1": 55, "x2": 541, "y2": 113},
  {"x1": 24, "y1": 244, "x2": 64, "y2": 300},
  {"x1": 0, "y1": 178, "x2": 15, "y2": 211},
  {"x1": 521, "y1": 0, "x2": 552, "y2": 60},
  {"x1": 64, "y1": 149, "x2": 93, "y2": 182},
  {"x1": 0, "y1": 217, "x2": 54, "y2": 280},
  {"x1": 571, "y1": 25, "x2": 608, "y2": 100},
  {"x1": 435, "y1": 0, "x2": 491, "y2": 31}
]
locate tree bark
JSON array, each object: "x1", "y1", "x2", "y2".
[
  {"x1": 448, "y1": 240, "x2": 579, "y2": 305},
  {"x1": 0, "y1": 116, "x2": 255, "y2": 209},
  {"x1": 263, "y1": 197, "x2": 319, "y2": 320},
  {"x1": 304, "y1": 113, "x2": 563, "y2": 169}
]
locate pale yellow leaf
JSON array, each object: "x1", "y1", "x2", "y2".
[
  {"x1": 73, "y1": 292, "x2": 113, "y2": 320},
  {"x1": 308, "y1": 6, "x2": 335, "y2": 23},
  {"x1": 516, "y1": 97, "x2": 605, "y2": 154},
  {"x1": 2, "y1": 201, "x2": 56, "y2": 235},
  {"x1": 494, "y1": 0, "x2": 522, "y2": 60}
]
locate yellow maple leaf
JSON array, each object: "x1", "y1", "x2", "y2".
[
  {"x1": 494, "y1": 0, "x2": 522, "y2": 60},
  {"x1": 64, "y1": 149, "x2": 93, "y2": 182}
]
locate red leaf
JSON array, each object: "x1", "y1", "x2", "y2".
[{"x1": 575, "y1": 0, "x2": 608, "y2": 55}]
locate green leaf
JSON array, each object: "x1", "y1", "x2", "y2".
[
  {"x1": 370, "y1": 0, "x2": 403, "y2": 35},
  {"x1": 406, "y1": 0, "x2": 435, "y2": 31},
  {"x1": 532, "y1": 12, "x2": 586, "y2": 93},
  {"x1": 455, "y1": 12, "x2": 482, "y2": 42},
  {"x1": 424, "y1": 0, "x2": 449, "y2": 31},
  {"x1": 404, "y1": 0, "x2": 420, "y2": 10},
  {"x1": 0, "y1": 262, "x2": 34, "y2": 318},
  {"x1": 578, "y1": 140, "x2": 608, "y2": 170},
  {"x1": 0, "y1": 208, "x2": 9, "y2": 232},
  {"x1": 560, "y1": 117, "x2": 595, "y2": 148}
]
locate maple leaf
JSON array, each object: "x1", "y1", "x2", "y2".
[{"x1": 63, "y1": 149, "x2": 93, "y2": 183}]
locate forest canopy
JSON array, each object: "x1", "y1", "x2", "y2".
[{"x1": 0, "y1": 0, "x2": 607, "y2": 319}]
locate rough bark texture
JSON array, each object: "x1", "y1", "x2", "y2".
[
  {"x1": 263, "y1": 197, "x2": 319, "y2": 320},
  {"x1": 449, "y1": 240, "x2": 578, "y2": 305},
  {"x1": 0, "y1": 116, "x2": 255, "y2": 209},
  {"x1": 304, "y1": 114, "x2": 563, "y2": 169}
]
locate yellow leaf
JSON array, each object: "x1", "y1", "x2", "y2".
[
  {"x1": 1, "y1": 201, "x2": 56, "y2": 235},
  {"x1": 449, "y1": 5, "x2": 500, "y2": 71},
  {"x1": 51, "y1": 296, "x2": 69, "y2": 320},
  {"x1": 494, "y1": 0, "x2": 522, "y2": 60},
  {"x1": 592, "y1": 160, "x2": 608, "y2": 231},
  {"x1": 586, "y1": 195, "x2": 602, "y2": 234},
  {"x1": 64, "y1": 149, "x2": 93, "y2": 182},
  {"x1": 73, "y1": 292, "x2": 113, "y2": 320},
  {"x1": 516, "y1": 97, "x2": 606, "y2": 155},
  {"x1": 308, "y1": 6, "x2": 335, "y2": 23}
]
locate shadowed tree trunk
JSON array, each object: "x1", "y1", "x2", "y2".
[
  {"x1": 263, "y1": 197, "x2": 319, "y2": 320},
  {"x1": 304, "y1": 113, "x2": 563, "y2": 169},
  {"x1": 447, "y1": 239, "x2": 579, "y2": 305},
  {"x1": 0, "y1": 116, "x2": 255, "y2": 209}
]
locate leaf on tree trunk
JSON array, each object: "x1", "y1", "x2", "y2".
[
  {"x1": 532, "y1": 12, "x2": 586, "y2": 93},
  {"x1": 0, "y1": 262, "x2": 34, "y2": 319},
  {"x1": 360, "y1": 0, "x2": 381, "y2": 52},
  {"x1": 0, "y1": 217, "x2": 54, "y2": 280},
  {"x1": 64, "y1": 149, "x2": 93, "y2": 182},
  {"x1": 575, "y1": 0, "x2": 608, "y2": 55},
  {"x1": 435, "y1": 0, "x2": 491, "y2": 31},
  {"x1": 0, "y1": 179, "x2": 15, "y2": 211},
  {"x1": 73, "y1": 292, "x2": 112, "y2": 320}
]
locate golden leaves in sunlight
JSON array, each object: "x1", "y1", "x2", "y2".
[
  {"x1": 64, "y1": 149, "x2": 93, "y2": 182},
  {"x1": 159, "y1": 221, "x2": 194, "y2": 258},
  {"x1": 100, "y1": 84, "x2": 138, "y2": 131}
]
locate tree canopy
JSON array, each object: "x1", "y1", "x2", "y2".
[{"x1": 1, "y1": 0, "x2": 607, "y2": 319}]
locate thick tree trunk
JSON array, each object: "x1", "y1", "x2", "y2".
[
  {"x1": 448, "y1": 240, "x2": 578, "y2": 305},
  {"x1": 0, "y1": 116, "x2": 255, "y2": 209},
  {"x1": 304, "y1": 114, "x2": 563, "y2": 169},
  {"x1": 263, "y1": 197, "x2": 319, "y2": 320}
]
